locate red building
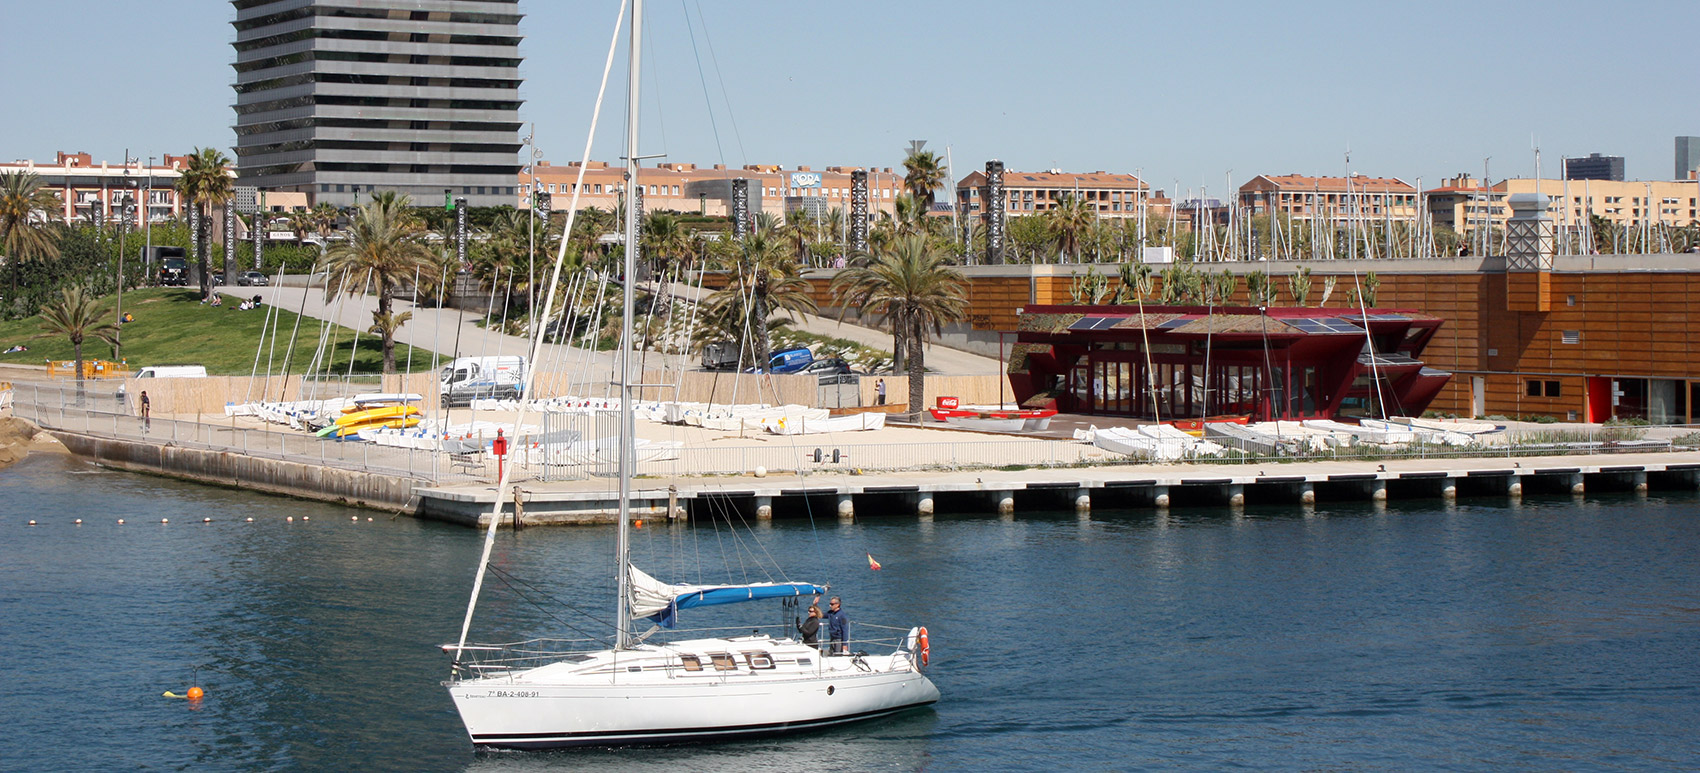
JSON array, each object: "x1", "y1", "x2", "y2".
[{"x1": 1009, "y1": 305, "x2": 1451, "y2": 421}]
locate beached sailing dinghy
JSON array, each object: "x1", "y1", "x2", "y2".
[{"x1": 442, "y1": 0, "x2": 937, "y2": 749}]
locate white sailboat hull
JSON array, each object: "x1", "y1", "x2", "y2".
[{"x1": 448, "y1": 640, "x2": 938, "y2": 749}]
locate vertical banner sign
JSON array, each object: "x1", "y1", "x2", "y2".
[
  {"x1": 455, "y1": 198, "x2": 468, "y2": 267},
  {"x1": 189, "y1": 206, "x2": 200, "y2": 277},
  {"x1": 93, "y1": 203, "x2": 104, "y2": 233},
  {"x1": 252, "y1": 196, "x2": 264, "y2": 270},
  {"x1": 731, "y1": 178, "x2": 750, "y2": 236},
  {"x1": 850, "y1": 170, "x2": 869, "y2": 254},
  {"x1": 632, "y1": 185, "x2": 645, "y2": 272},
  {"x1": 986, "y1": 160, "x2": 1006, "y2": 265},
  {"x1": 224, "y1": 197, "x2": 237, "y2": 279}
]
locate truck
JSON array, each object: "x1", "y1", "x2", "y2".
[
  {"x1": 701, "y1": 340, "x2": 741, "y2": 370},
  {"x1": 154, "y1": 247, "x2": 190, "y2": 286},
  {"x1": 439, "y1": 355, "x2": 526, "y2": 406}
]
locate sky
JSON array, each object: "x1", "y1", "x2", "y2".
[{"x1": 4, "y1": 0, "x2": 1699, "y2": 197}]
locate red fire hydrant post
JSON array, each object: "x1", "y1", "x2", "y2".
[{"x1": 492, "y1": 428, "x2": 509, "y2": 481}]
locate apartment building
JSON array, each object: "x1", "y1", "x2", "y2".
[
  {"x1": 953, "y1": 169, "x2": 1149, "y2": 219},
  {"x1": 1237, "y1": 174, "x2": 1420, "y2": 226},
  {"x1": 229, "y1": 0, "x2": 525, "y2": 208},
  {"x1": 1425, "y1": 175, "x2": 1700, "y2": 235},
  {"x1": 519, "y1": 162, "x2": 907, "y2": 219},
  {"x1": 0, "y1": 151, "x2": 193, "y2": 223}
]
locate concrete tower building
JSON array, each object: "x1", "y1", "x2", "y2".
[
  {"x1": 1677, "y1": 137, "x2": 1700, "y2": 180},
  {"x1": 229, "y1": 1, "x2": 524, "y2": 208}
]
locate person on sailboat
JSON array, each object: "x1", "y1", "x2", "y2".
[
  {"x1": 824, "y1": 596, "x2": 849, "y2": 654},
  {"x1": 796, "y1": 604, "x2": 821, "y2": 646}
]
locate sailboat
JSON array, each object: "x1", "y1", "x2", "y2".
[{"x1": 442, "y1": 0, "x2": 938, "y2": 749}]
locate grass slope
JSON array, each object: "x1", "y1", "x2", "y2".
[{"x1": 0, "y1": 288, "x2": 442, "y2": 376}]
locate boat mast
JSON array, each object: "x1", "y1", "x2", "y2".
[{"x1": 615, "y1": 0, "x2": 642, "y2": 651}]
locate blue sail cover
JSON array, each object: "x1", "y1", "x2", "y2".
[{"x1": 630, "y1": 567, "x2": 826, "y2": 628}]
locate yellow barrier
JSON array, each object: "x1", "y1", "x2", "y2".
[{"x1": 45, "y1": 360, "x2": 131, "y2": 379}]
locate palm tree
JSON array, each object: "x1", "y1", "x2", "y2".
[
  {"x1": 322, "y1": 195, "x2": 436, "y2": 373},
  {"x1": 38, "y1": 286, "x2": 119, "y2": 399},
  {"x1": 642, "y1": 211, "x2": 693, "y2": 274},
  {"x1": 901, "y1": 150, "x2": 947, "y2": 210},
  {"x1": 1045, "y1": 195, "x2": 1096, "y2": 263},
  {"x1": 700, "y1": 227, "x2": 817, "y2": 368},
  {"x1": 831, "y1": 234, "x2": 966, "y2": 417},
  {"x1": 0, "y1": 170, "x2": 62, "y2": 304},
  {"x1": 174, "y1": 148, "x2": 234, "y2": 296}
]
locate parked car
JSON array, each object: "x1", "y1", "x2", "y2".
[
  {"x1": 237, "y1": 271, "x2": 269, "y2": 287},
  {"x1": 798, "y1": 357, "x2": 852, "y2": 375}
]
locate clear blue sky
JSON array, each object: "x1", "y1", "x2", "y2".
[{"x1": 5, "y1": 0, "x2": 1698, "y2": 195}]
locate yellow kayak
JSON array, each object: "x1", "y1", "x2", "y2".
[
  {"x1": 335, "y1": 405, "x2": 420, "y2": 427},
  {"x1": 334, "y1": 416, "x2": 421, "y2": 437}
]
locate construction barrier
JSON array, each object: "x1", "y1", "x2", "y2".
[{"x1": 45, "y1": 360, "x2": 130, "y2": 380}]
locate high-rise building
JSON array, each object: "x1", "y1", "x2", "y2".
[
  {"x1": 1563, "y1": 153, "x2": 1625, "y2": 181},
  {"x1": 1677, "y1": 137, "x2": 1700, "y2": 180},
  {"x1": 229, "y1": 1, "x2": 524, "y2": 208}
]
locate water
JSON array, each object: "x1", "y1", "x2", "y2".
[{"x1": 4, "y1": 450, "x2": 1700, "y2": 771}]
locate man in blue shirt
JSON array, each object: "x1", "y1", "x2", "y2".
[{"x1": 823, "y1": 596, "x2": 849, "y2": 654}]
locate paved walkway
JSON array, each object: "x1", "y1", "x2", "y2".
[{"x1": 254, "y1": 280, "x2": 1002, "y2": 376}]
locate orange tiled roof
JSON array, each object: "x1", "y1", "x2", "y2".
[{"x1": 1242, "y1": 174, "x2": 1413, "y2": 193}]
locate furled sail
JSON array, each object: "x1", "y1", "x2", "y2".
[{"x1": 629, "y1": 566, "x2": 826, "y2": 628}]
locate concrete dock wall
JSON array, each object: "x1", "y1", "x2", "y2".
[{"x1": 52, "y1": 430, "x2": 421, "y2": 513}]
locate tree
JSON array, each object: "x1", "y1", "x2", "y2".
[
  {"x1": 174, "y1": 148, "x2": 234, "y2": 296},
  {"x1": 37, "y1": 285, "x2": 119, "y2": 399},
  {"x1": 699, "y1": 227, "x2": 817, "y2": 369},
  {"x1": 901, "y1": 150, "x2": 947, "y2": 211},
  {"x1": 831, "y1": 234, "x2": 967, "y2": 417},
  {"x1": 0, "y1": 170, "x2": 62, "y2": 308},
  {"x1": 642, "y1": 211, "x2": 693, "y2": 274},
  {"x1": 1007, "y1": 215, "x2": 1055, "y2": 263},
  {"x1": 322, "y1": 194, "x2": 436, "y2": 373},
  {"x1": 1045, "y1": 194, "x2": 1096, "y2": 263}
]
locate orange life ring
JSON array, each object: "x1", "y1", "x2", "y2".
[{"x1": 917, "y1": 627, "x2": 930, "y2": 667}]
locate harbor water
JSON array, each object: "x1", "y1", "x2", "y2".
[{"x1": 3, "y1": 450, "x2": 1699, "y2": 771}]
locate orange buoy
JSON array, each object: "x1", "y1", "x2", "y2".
[
  {"x1": 917, "y1": 627, "x2": 930, "y2": 667},
  {"x1": 634, "y1": 520, "x2": 643, "y2": 528},
  {"x1": 186, "y1": 686, "x2": 204, "y2": 700}
]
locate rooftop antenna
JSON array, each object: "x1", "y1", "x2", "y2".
[{"x1": 906, "y1": 140, "x2": 927, "y2": 156}]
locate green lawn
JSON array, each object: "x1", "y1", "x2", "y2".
[{"x1": 0, "y1": 288, "x2": 442, "y2": 376}]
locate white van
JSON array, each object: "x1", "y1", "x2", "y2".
[
  {"x1": 119, "y1": 365, "x2": 207, "y2": 398},
  {"x1": 135, "y1": 365, "x2": 208, "y2": 379},
  {"x1": 439, "y1": 355, "x2": 526, "y2": 406}
]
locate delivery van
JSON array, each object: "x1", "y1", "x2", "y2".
[{"x1": 440, "y1": 355, "x2": 526, "y2": 406}]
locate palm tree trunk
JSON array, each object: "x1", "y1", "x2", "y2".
[
  {"x1": 73, "y1": 339, "x2": 85, "y2": 401},
  {"x1": 379, "y1": 282, "x2": 396, "y2": 374},
  {"x1": 906, "y1": 313, "x2": 925, "y2": 419},
  {"x1": 753, "y1": 289, "x2": 770, "y2": 370},
  {"x1": 196, "y1": 203, "x2": 212, "y2": 299}
]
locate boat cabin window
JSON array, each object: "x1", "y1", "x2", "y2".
[
  {"x1": 709, "y1": 653, "x2": 738, "y2": 671},
  {"x1": 743, "y1": 652, "x2": 775, "y2": 670},
  {"x1": 679, "y1": 655, "x2": 702, "y2": 672},
  {"x1": 796, "y1": 657, "x2": 811, "y2": 667}
]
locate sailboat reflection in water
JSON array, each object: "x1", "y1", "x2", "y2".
[{"x1": 441, "y1": 0, "x2": 938, "y2": 750}]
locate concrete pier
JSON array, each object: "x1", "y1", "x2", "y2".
[{"x1": 403, "y1": 455, "x2": 1700, "y2": 526}]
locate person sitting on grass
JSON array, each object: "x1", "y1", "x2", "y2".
[{"x1": 209, "y1": 294, "x2": 222, "y2": 308}]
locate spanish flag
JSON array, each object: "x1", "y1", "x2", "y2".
[{"x1": 867, "y1": 553, "x2": 882, "y2": 571}]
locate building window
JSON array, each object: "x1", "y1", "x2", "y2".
[
  {"x1": 1566, "y1": 295, "x2": 1576, "y2": 306},
  {"x1": 1561, "y1": 330, "x2": 1580, "y2": 344},
  {"x1": 1546, "y1": 380, "x2": 1561, "y2": 397},
  {"x1": 1528, "y1": 379, "x2": 1561, "y2": 397}
]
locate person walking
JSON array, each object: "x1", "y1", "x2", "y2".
[
  {"x1": 824, "y1": 596, "x2": 850, "y2": 655},
  {"x1": 139, "y1": 390, "x2": 151, "y2": 432},
  {"x1": 875, "y1": 378, "x2": 886, "y2": 406}
]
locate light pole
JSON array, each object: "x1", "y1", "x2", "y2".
[
  {"x1": 116, "y1": 175, "x2": 136, "y2": 361},
  {"x1": 522, "y1": 126, "x2": 543, "y2": 337}
]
